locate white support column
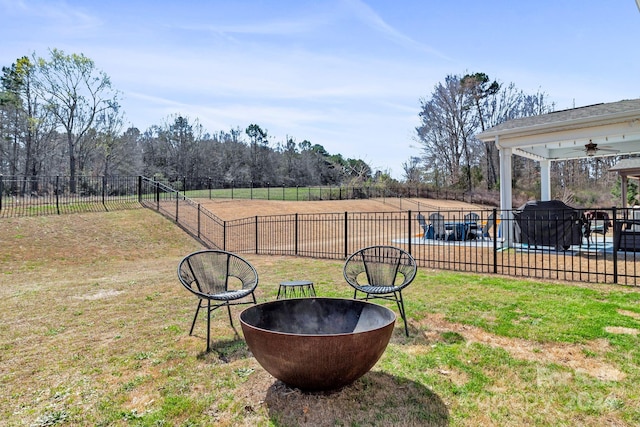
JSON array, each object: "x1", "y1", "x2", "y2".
[
  {"x1": 498, "y1": 141, "x2": 514, "y2": 247},
  {"x1": 621, "y1": 175, "x2": 628, "y2": 209},
  {"x1": 540, "y1": 159, "x2": 551, "y2": 201}
]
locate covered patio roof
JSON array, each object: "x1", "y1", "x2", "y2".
[
  {"x1": 477, "y1": 99, "x2": 640, "y2": 164},
  {"x1": 476, "y1": 98, "x2": 640, "y2": 245},
  {"x1": 609, "y1": 157, "x2": 640, "y2": 208}
]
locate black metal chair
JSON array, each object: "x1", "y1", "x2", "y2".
[
  {"x1": 480, "y1": 212, "x2": 496, "y2": 240},
  {"x1": 177, "y1": 249, "x2": 258, "y2": 351},
  {"x1": 417, "y1": 213, "x2": 429, "y2": 239},
  {"x1": 343, "y1": 245, "x2": 417, "y2": 336},
  {"x1": 464, "y1": 212, "x2": 481, "y2": 240},
  {"x1": 428, "y1": 212, "x2": 447, "y2": 240}
]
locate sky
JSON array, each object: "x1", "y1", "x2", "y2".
[{"x1": 1, "y1": 0, "x2": 640, "y2": 179}]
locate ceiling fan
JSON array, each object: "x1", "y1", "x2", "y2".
[{"x1": 583, "y1": 140, "x2": 619, "y2": 157}]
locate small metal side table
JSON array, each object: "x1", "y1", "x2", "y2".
[{"x1": 277, "y1": 280, "x2": 316, "y2": 299}]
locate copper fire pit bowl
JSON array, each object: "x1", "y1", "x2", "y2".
[{"x1": 240, "y1": 297, "x2": 396, "y2": 391}]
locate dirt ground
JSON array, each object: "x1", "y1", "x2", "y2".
[
  {"x1": 195, "y1": 198, "x2": 488, "y2": 221},
  {"x1": 182, "y1": 197, "x2": 640, "y2": 286}
]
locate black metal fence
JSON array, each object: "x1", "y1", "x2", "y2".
[
  {"x1": 155, "y1": 176, "x2": 492, "y2": 204},
  {"x1": 0, "y1": 175, "x2": 140, "y2": 217},
  {"x1": 139, "y1": 177, "x2": 640, "y2": 286},
  {"x1": 3, "y1": 175, "x2": 640, "y2": 286},
  {"x1": 0, "y1": 175, "x2": 485, "y2": 210}
]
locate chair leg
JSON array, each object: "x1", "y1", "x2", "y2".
[
  {"x1": 395, "y1": 291, "x2": 408, "y2": 337},
  {"x1": 189, "y1": 300, "x2": 202, "y2": 336},
  {"x1": 206, "y1": 300, "x2": 211, "y2": 352},
  {"x1": 226, "y1": 303, "x2": 234, "y2": 328}
]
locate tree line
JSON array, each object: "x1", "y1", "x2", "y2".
[
  {"x1": 1, "y1": 49, "x2": 626, "y2": 204},
  {"x1": 410, "y1": 72, "x2": 625, "y2": 206},
  {"x1": 0, "y1": 49, "x2": 380, "y2": 194}
]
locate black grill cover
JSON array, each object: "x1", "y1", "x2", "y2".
[{"x1": 513, "y1": 200, "x2": 584, "y2": 249}]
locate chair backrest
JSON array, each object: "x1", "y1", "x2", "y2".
[
  {"x1": 584, "y1": 210, "x2": 612, "y2": 234},
  {"x1": 482, "y1": 213, "x2": 495, "y2": 237},
  {"x1": 428, "y1": 212, "x2": 446, "y2": 237},
  {"x1": 464, "y1": 212, "x2": 480, "y2": 223},
  {"x1": 177, "y1": 250, "x2": 258, "y2": 298},
  {"x1": 343, "y1": 245, "x2": 417, "y2": 291},
  {"x1": 416, "y1": 213, "x2": 429, "y2": 233}
]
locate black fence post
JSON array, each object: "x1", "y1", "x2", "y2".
[
  {"x1": 208, "y1": 177, "x2": 212, "y2": 200},
  {"x1": 282, "y1": 184, "x2": 285, "y2": 201},
  {"x1": 255, "y1": 216, "x2": 259, "y2": 254},
  {"x1": 267, "y1": 182, "x2": 270, "y2": 200},
  {"x1": 137, "y1": 176, "x2": 142, "y2": 204},
  {"x1": 408, "y1": 210, "x2": 412, "y2": 255},
  {"x1": 197, "y1": 203, "x2": 201, "y2": 239},
  {"x1": 223, "y1": 220, "x2": 227, "y2": 251},
  {"x1": 0, "y1": 175, "x2": 3, "y2": 212},
  {"x1": 55, "y1": 176, "x2": 60, "y2": 215},
  {"x1": 613, "y1": 206, "x2": 618, "y2": 284},
  {"x1": 231, "y1": 181, "x2": 234, "y2": 199},
  {"x1": 344, "y1": 211, "x2": 348, "y2": 259},
  {"x1": 102, "y1": 176, "x2": 106, "y2": 208},
  {"x1": 492, "y1": 208, "x2": 498, "y2": 274},
  {"x1": 155, "y1": 180, "x2": 160, "y2": 211},
  {"x1": 175, "y1": 191, "x2": 179, "y2": 222},
  {"x1": 251, "y1": 181, "x2": 254, "y2": 200},
  {"x1": 295, "y1": 213, "x2": 299, "y2": 255},
  {"x1": 296, "y1": 185, "x2": 299, "y2": 201}
]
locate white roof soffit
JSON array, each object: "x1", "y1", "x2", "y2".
[{"x1": 476, "y1": 100, "x2": 640, "y2": 161}]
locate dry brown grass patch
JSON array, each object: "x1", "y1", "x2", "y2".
[{"x1": 421, "y1": 313, "x2": 625, "y2": 382}]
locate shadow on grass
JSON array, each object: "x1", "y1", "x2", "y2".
[
  {"x1": 264, "y1": 371, "x2": 448, "y2": 426},
  {"x1": 196, "y1": 336, "x2": 250, "y2": 363}
]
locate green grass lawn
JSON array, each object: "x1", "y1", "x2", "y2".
[
  {"x1": 1, "y1": 210, "x2": 640, "y2": 426},
  {"x1": 183, "y1": 185, "x2": 353, "y2": 201}
]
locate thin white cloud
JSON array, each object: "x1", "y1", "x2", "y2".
[
  {"x1": 183, "y1": 18, "x2": 319, "y2": 37},
  {"x1": 0, "y1": 0, "x2": 101, "y2": 34},
  {"x1": 342, "y1": 0, "x2": 450, "y2": 59},
  {"x1": 4, "y1": 1, "x2": 639, "y2": 180}
]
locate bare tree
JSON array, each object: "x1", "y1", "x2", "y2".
[
  {"x1": 402, "y1": 156, "x2": 422, "y2": 183},
  {"x1": 245, "y1": 124, "x2": 269, "y2": 185},
  {"x1": 416, "y1": 75, "x2": 477, "y2": 189},
  {"x1": 1, "y1": 56, "x2": 57, "y2": 193},
  {"x1": 417, "y1": 73, "x2": 554, "y2": 192},
  {"x1": 461, "y1": 72, "x2": 500, "y2": 189},
  {"x1": 93, "y1": 110, "x2": 140, "y2": 176},
  {"x1": 34, "y1": 49, "x2": 119, "y2": 192}
]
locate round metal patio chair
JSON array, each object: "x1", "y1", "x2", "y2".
[
  {"x1": 343, "y1": 245, "x2": 417, "y2": 336},
  {"x1": 177, "y1": 249, "x2": 258, "y2": 352}
]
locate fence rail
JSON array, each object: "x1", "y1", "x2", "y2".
[
  {"x1": 0, "y1": 175, "x2": 141, "y2": 217},
  {"x1": 3, "y1": 175, "x2": 639, "y2": 286},
  {"x1": 139, "y1": 176, "x2": 640, "y2": 286},
  {"x1": 145, "y1": 176, "x2": 489, "y2": 204}
]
